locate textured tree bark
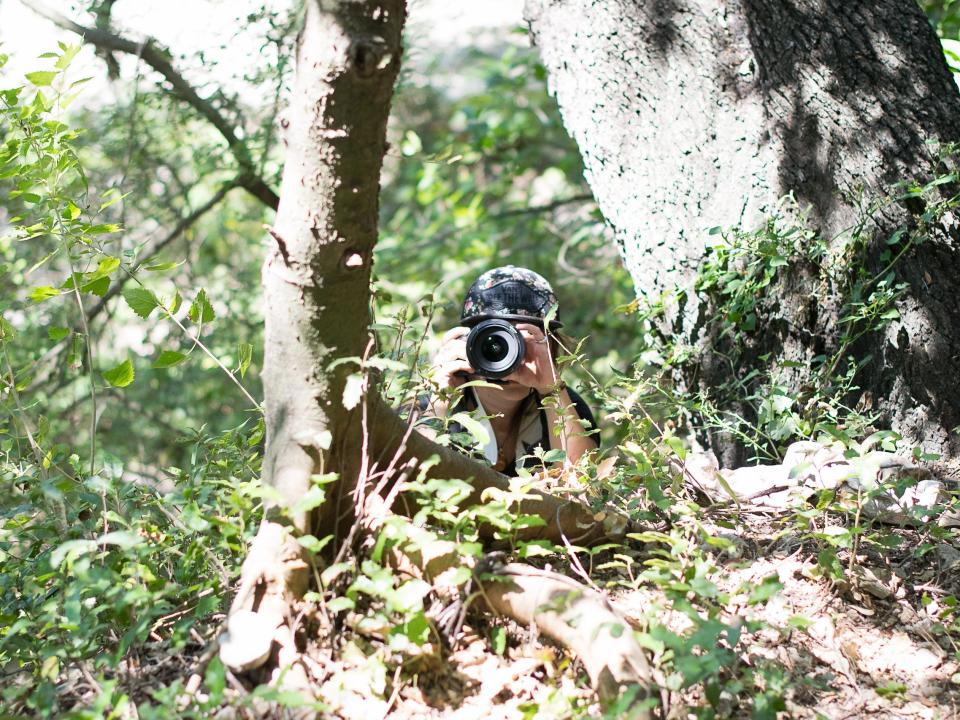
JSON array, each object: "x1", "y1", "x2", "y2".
[
  {"x1": 261, "y1": 0, "x2": 405, "y2": 537},
  {"x1": 229, "y1": 2, "x2": 408, "y2": 671},
  {"x1": 527, "y1": 0, "x2": 960, "y2": 468}
]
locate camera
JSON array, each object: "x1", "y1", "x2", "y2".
[{"x1": 465, "y1": 319, "x2": 525, "y2": 379}]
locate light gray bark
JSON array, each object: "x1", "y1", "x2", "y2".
[
  {"x1": 480, "y1": 562, "x2": 655, "y2": 713},
  {"x1": 527, "y1": 0, "x2": 960, "y2": 467}
]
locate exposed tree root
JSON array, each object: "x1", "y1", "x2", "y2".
[
  {"x1": 478, "y1": 561, "x2": 657, "y2": 716},
  {"x1": 368, "y1": 496, "x2": 657, "y2": 713},
  {"x1": 221, "y1": 505, "x2": 658, "y2": 714},
  {"x1": 220, "y1": 522, "x2": 309, "y2": 673},
  {"x1": 371, "y1": 394, "x2": 633, "y2": 546}
]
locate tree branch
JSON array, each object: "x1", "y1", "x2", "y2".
[
  {"x1": 23, "y1": 1, "x2": 279, "y2": 210},
  {"x1": 488, "y1": 193, "x2": 595, "y2": 220}
]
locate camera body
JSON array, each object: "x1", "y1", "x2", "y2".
[{"x1": 465, "y1": 319, "x2": 526, "y2": 379}]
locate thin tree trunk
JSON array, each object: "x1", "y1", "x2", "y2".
[
  {"x1": 527, "y1": 0, "x2": 960, "y2": 468},
  {"x1": 261, "y1": 0, "x2": 405, "y2": 536}
]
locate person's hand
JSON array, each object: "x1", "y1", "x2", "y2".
[
  {"x1": 506, "y1": 323, "x2": 560, "y2": 395},
  {"x1": 428, "y1": 326, "x2": 473, "y2": 392}
]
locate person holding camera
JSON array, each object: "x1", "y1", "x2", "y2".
[{"x1": 423, "y1": 266, "x2": 598, "y2": 475}]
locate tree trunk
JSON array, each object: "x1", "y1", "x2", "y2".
[
  {"x1": 261, "y1": 0, "x2": 404, "y2": 536},
  {"x1": 526, "y1": 0, "x2": 960, "y2": 468}
]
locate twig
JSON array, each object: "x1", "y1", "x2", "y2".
[
  {"x1": 378, "y1": 665, "x2": 403, "y2": 720},
  {"x1": 559, "y1": 530, "x2": 604, "y2": 594},
  {"x1": 163, "y1": 310, "x2": 260, "y2": 411},
  {"x1": 487, "y1": 193, "x2": 594, "y2": 220}
]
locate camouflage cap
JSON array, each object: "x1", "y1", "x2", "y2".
[{"x1": 460, "y1": 265, "x2": 561, "y2": 328}]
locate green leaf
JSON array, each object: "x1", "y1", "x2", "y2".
[
  {"x1": 169, "y1": 289, "x2": 182, "y2": 314},
  {"x1": 81, "y1": 275, "x2": 109, "y2": 296},
  {"x1": 388, "y1": 579, "x2": 431, "y2": 613},
  {"x1": 50, "y1": 539, "x2": 97, "y2": 568},
  {"x1": 394, "y1": 610, "x2": 430, "y2": 646},
  {"x1": 747, "y1": 573, "x2": 783, "y2": 605},
  {"x1": 48, "y1": 326, "x2": 70, "y2": 341},
  {"x1": 98, "y1": 530, "x2": 143, "y2": 550},
  {"x1": 54, "y1": 44, "x2": 81, "y2": 70},
  {"x1": 188, "y1": 289, "x2": 215, "y2": 323},
  {"x1": 291, "y1": 485, "x2": 326, "y2": 515},
  {"x1": 145, "y1": 260, "x2": 183, "y2": 272},
  {"x1": 25, "y1": 71, "x2": 57, "y2": 87},
  {"x1": 123, "y1": 288, "x2": 159, "y2": 319},
  {"x1": 28, "y1": 286, "x2": 60, "y2": 303},
  {"x1": 321, "y1": 562, "x2": 351, "y2": 587},
  {"x1": 204, "y1": 657, "x2": 226, "y2": 704},
  {"x1": 787, "y1": 615, "x2": 813, "y2": 631},
  {"x1": 103, "y1": 358, "x2": 135, "y2": 388},
  {"x1": 153, "y1": 350, "x2": 187, "y2": 369},
  {"x1": 87, "y1": 223, "x2": 121, "y2": 235},
  {"x1": 297, "y1": 534, "x2": 333, "y2": 554},
  {"x1": 342, "y1": 373, "x2": 364, "y2": 410},
  {"x1": 40, "y1": 655, "x2": 59, "y2": 680},
  {"x1": 450, "y1": 412, "x2": 490, "y2": 447},
  {"x1": 491, "y1": 626, "x2": 507, "y2": 656},
  {"x1": 93, "y1": 257, "x2": 120, "y2": 276},
  {"x1": 237, "y1": 342, "x2": 253, "y2": 378},
  {"x1": 539, "y1": 448, "x2": 566, "y2": 464},
  {"x1": 326, "y1": 597, "x2": 355, "y2": 613}
]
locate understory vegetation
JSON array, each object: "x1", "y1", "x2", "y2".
[{"x1": 3, "y1": 4, "x2": 960, "y2": 719}]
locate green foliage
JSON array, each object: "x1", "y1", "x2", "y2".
[
  {"x1": 0, "y1": 421, "x2": 262, "y2": 717},
  {"x1": 0, "y1": 44, "x2": 267, "y2": 718},
  {"x1": 924, "y1": 0, "x2": 960, "y2": 39},
  {"x1": 643, "y1": 161, "x2": 960, "y2": 464}
]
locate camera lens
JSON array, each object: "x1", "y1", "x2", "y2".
[
  {"x1": 465, "y1": 319, "x2": 526, "y2": 379},
  {"x1": 481, "y1": 335, "x2": 508, "y2": 363}
]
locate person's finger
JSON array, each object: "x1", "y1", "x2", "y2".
[
  {"x1": 447, "y1": 359, "x2": 474, "y2": 374},
  {"x1": 437, "y1": 349, "x2": 469, "y2": 369},
  {"x1": 434, "y1": 358, "x2": 475, "y2": 379},
  {"x1": 439, "y1": 337, "x2": 468, "y2": 357},
  {"x1": 441, "y1": 326, "x2": 469, "y2": 342},
  {"x1": 515, "y1": 323, "x2": 546, "y2": 342}
]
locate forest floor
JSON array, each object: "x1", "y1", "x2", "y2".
[
  {"x1": 384, "y1": 514, "x2": 960, "y2": 720},
  {"x1": 86, "y1": 509, "x2": 960, "y2": 719}
]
